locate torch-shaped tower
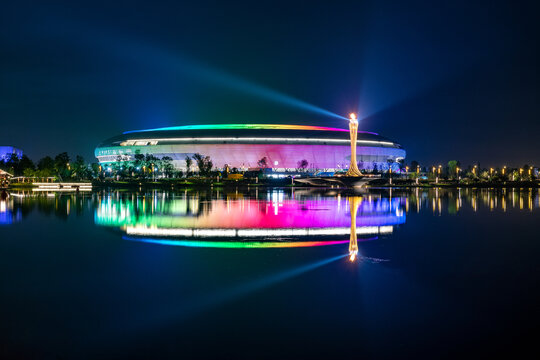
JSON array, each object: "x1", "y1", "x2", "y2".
[{"x1": 345, "y1": 113, "x2": 362, "y2": 177}]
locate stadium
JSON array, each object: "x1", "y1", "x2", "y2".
[{"x1": 95, "y1": 124, "x2": 406, "y2": 172}]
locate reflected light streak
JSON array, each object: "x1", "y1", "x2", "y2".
[
  {"x1": 123, "y1": 236, "x2": 350, "y2": 248},
  {"x1": 112, "y1": 253, "x2": 348, "y2": 339},
  {"x1": 171, "y1": 253, "x2": 347, "y2": 318}
]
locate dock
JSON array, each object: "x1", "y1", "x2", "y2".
[{"x1": 32, "y1": 182, "x2": 92, "y2": 192}]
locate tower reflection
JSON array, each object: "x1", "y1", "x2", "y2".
[{"x1": 348, "y1": 196, "x2": 360, "y2": 262}]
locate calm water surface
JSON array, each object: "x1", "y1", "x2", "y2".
[{"x1": 1, "y1": 188, "x2": 539, "y2": 359}]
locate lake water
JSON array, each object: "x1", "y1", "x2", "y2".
[{"x1": 1, "y1": 188, "x2": 539, "y2": 359}]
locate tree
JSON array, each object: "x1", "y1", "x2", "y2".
[
  {"x1": 410, "y1": 160, "x2": 420, "y2": 172},
  {"x1": 297, "y1": 159, "x2": 309, "y2": 171},
  {"x1": 19, "y1": 155, "x2": 35, "y2": 174},
  {"x1": 38, "y1": 156, "x2": 55, "y2": 172},
  {"x1": 447, "y1": 160, "x2": 459, "y2": 179},
  {"x1": 162, "y1": 156, "x2": 175, "y2": 178},
  {"x1": 35, "y1": 156, "x2": 55, "y2": 178},
  {"x1": 91, "y1": 163, "x2": 102, "y2": 179},
  {"x1": 257, "y1": 157, "x2": 268, "y2": 169},
  {"x1": 72, "y1": 155, "x2": 90, "y2": 180},
  {"x1": 185, "y1": 155, "x2": 193, "y2": 177},
  {"x1": 480, "y1": 170, "x2": 490, "y2": 180},
  {"x1": 133, "y1": 150, "x2": 145, "y2": 170},
  {"x1": 4, "y1": 154, "x2": 20, "y2": 175},
  {"x1": 192, "y1": 153, "x2": 213, "y2": 176},
  {"x1": 23, "y1": 168, "x2": 35, "y2": 178},
  {"x1": 54, "y1": 152, "x2": 71, "y2": 179}
]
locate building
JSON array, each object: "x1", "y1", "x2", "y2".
[
  {"x1": 0, "y1": 169, "x2": 13, "y2": 189},
  {"x1": 0, "y1": 146, "x2": 23, "y2": 162},
  {"x1": 94, "y1": 124, "x2": 406, "y2": 172}
]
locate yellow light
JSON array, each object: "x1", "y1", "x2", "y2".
[{"x1": 349, "y1": 113, "x2": 357, "y2": 121}]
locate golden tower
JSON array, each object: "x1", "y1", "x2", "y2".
[{"x1": 345, "y1": 113, "x2": 362, "y2": 177}]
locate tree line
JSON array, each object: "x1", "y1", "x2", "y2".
[{"x1": 0, "y1": 152, "x2": 94, "y2": 180}]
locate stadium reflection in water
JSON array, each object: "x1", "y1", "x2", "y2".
[{"x1": 94, "y1": 189, "x2": 406, "y2": 261}]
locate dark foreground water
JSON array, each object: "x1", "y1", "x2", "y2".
[{"x1": 1, "y1": 188, "x2": 539, "y2": 359}]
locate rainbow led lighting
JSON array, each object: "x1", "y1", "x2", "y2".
[
  {"x1": 123, "y1": 236, "x2": 350, "y2": 248},
  {"x1": 124, "y1": 123, "x2": 378, "y2": 135},
  {"x1": 124, "y1": 226, "x2": 394, "y2": 237}
]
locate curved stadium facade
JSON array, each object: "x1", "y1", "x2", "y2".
[{"x1": 95, "y1": 124, "x2": 406, "y2": 171}]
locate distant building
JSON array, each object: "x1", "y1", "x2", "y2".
[
  {"x1": 95, "y1": 124, "x2": 406, "y2": 172},
  {"x1": 0, "y1": 146, "x2": 23, "y2": 161}
]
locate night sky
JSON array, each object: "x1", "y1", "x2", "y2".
[{"x1": 1, "y1": 0, "x2": 538, "y2": 166}]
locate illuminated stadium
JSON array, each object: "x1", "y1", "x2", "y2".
[{"x1": 95, "y1": 124, "x2": 406, "y2": 171}]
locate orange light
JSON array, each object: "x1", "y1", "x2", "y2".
[{"x1": 349, "y1": 113, "x2": 357, "y2": 121}]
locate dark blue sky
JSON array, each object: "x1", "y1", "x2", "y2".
[{"x1": 1, "y1": 0, "x2": 538, "y2": 166}]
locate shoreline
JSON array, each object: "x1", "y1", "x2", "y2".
[{"x1": 7, "y1": 178, "x2": 540, "y2": 190}]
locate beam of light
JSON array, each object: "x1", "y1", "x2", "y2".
[
  {"x1": 165, "y1": 58, "x2": 349, "y2": 121},
  {"x1": 124, "y1": 123, "x2": 351, "y2": 134},
  {"x1": 32, "y1": 16, "x2": 348, "y2": 122},
  {"x1": 123, "y1": 236, "x2": 350, "y2": 248}
]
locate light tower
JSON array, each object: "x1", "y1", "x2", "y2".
[{"x1": 346, "y1": 113, "x2": 362, "y2": 177}]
